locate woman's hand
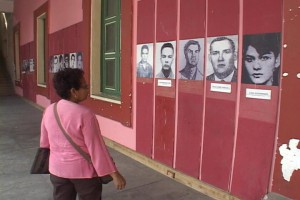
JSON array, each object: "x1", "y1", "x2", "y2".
[{"x1": 110, "y1": 171, "x2": 126, "y2": 190}]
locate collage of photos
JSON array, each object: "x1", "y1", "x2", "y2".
[
  {"x1": 22, "y1": 58, "x2": 35, "y2": 73},
  {"x1": 49, "y1": 52, "x2": 83, "y2": 73},
  {"x1": 136, "y1": 32, "x2": 281, "y2": 86}
]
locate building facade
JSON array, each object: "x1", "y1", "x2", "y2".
[{"x1": 1, "y1": 0, "x2": 299, "y2": 199}]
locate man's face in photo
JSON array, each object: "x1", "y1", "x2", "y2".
[
  {"x1": 54, "y1": 56, "x2": 58, "y2": 65},
  {"x1": 160, "y1": 47, "x2": 174, "y2": 70},
  {"x1": 141, "y1": 48, "x2": 149, "y2": 63},
  {"x1": 70, "y1": 55, "x2": 75, "y2": 66},
  {"x1": 209, "y1": 39, "x2": 236, "y2": 76},
  {"x1": 64, "y1": 57, "x2": 69, "y2": 67},
  {"x1": 186, "y1": 44, "x2": 200, "y2": 66}
]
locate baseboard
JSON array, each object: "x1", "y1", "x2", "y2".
[{"x1": 104, "y1": 137, "x2": 240, "y2": 200}]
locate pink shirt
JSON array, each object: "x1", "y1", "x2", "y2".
[{"x1": 40, "y1": 99, "x2": 117, "y2": 178}]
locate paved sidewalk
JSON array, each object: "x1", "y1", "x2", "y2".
[{"x1": 0, "y1": 95, "x2": 214, "y2": 200}]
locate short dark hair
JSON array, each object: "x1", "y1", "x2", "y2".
[
  {"x1": 243, "y1": 32, "x2": 281, "y2": 58},
  {"x1": 161, "y1": 42, "x2": 174, "y2": 54},
  {"x1": 184, "y1": 40, "x2": 200, "y2": 56},
  {"x1": 141, "y1": 45, "x2": 149, "y2": 54},
  {"x1": 53, "y1": 68, "x2": 84, "y2": 99},
  {"x1": 210, "y1": 36, "x2": 236, "y2": 53}
]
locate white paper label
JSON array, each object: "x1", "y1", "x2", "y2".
[
  {"x1": 246, "y1": 89, "x2": 271, "y2": 100},
  {"x1": 210, "y1": 83, "x2": 231, "y2": 93},
  {"x1": 157, "y1": 79, "x2": 172, "y2": 87}
]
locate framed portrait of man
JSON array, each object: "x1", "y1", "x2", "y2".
[
  {"x1": 206, "y1": 35, "x2": 238, "y2": 83},
  {"x1": 179, "y1": 38, "x2": 204, "y2": 81},
  {"x1": 155, "y1": 41, "x2": 177, "y2": 79}
]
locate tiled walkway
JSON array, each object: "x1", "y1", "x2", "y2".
[{"x1": 0, "y1": 95, "x2": 214, "y2": 200}]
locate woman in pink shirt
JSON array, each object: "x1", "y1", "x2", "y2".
[{"x1": 40, "y1": 68, "x2": 126, "y2": 200}]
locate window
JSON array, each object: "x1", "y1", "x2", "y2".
[
  {"x1": 36, "y1": 13, "x2": 47, "y2": 87},
  {"x1": 101, "y1": 0, "x2": 121, "y2": 99},
  {"x1": 89, "y1": 0, "x2": 132, "y2": 126},
  {"x1": 14, "y1": 28, "x2": 20, "y2": 82}
]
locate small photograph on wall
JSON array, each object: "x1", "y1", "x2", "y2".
[
  {"x1": 52, "y1": 55, "x2": 60, "y2": 73},
  {"x1": 69, "y1": 53, "x2": 77, "y2": 68},
  {"x1": 64, "y1": 54, "x2": 70, "y2": 68},
  {"x1": 22, "y1": 60, "x2": 28, "y2": 73},
  {"x1": 179, "y1": 38, "x2": 204, "y2": 80},
  {"x1": 58, "y1": 54, "x2": 64, "y2": 71},
  {"x1": 76, "y1": 52, "x2": 83, "y2": 69},
  {"x1": 155, "y1": 41, "x2": 176, "y2": 79},
  {"x1": 242, "y1": 32, "x2": 281, "y2": 86},
  {"x1": 136, "y1": 43, "x2": 154, "y2": 78},
  {"x1": 206, "y1": 35, "x2": 238, "y2": 82},
  {"x1": 49, "y1": 56, "x2": 54, "y2": 72},
  {"x1": 29, "y1": 58, "x2": 34, "y2": 72}
]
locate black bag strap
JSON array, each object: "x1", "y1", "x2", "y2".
[{"x1": 53, "y1": 102, "x2": 92, "y2": 163}]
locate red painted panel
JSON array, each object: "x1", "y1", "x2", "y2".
[
  {"x1": 176, "y1": 0, "x2": 206, "y2": 178},
  {"x1": 231, "y1": 85, "x2": 279, "y2": 200},
  {"x1": 137, "y1": 0, "x2": 155, "y2": 44},
  {"x1": 243, "y1": 0, "x2": 282, "y2": 34},
  {"x1": 176, "y1": 81, "x2": 204, "y2": 177},
  {"x1": 136, "y1": 80, "x2": 154, "y2": 157},
  {"x1": 271, "y1": 0, "x2": 300, "y2": 199},
  {"x1": 154, "y1": 0, "x2": 177, "y2": 166},
  {"x1": 231, "y1": 118, "x2": 276, "y2": 200},
  {"x1": 156, "y1": 0, "x2": 177, "y2": 41},
  {"x1": 154, "y1": 95, "x2": 176, "y2": 167},
  {"x1": 202, "y1": 0, "x2": 239, "y2": 190},
  {"x1": 201, "y1": 95, "x2": 236, "y2": 190},
  {"x1": 207, "y1": 0, "x2": 239, "y2": 36},
  {"x1": 180, "y1": 0, "x2": 206, "y2": 39}
]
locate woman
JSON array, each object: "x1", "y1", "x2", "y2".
[
  {"x1": 242, "y1": 32, "x2": 281, "y2": 86},
  {"x1": 40, "y1": 68, "x2": 126, "y2": 200}
]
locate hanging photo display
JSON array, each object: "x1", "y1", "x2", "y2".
[
  {"x1": 49, "y1": 52, "x2": 83, "y2": 73},
  {"x1": 22, "y1": 58, "x2": 35, "y2": 73}
]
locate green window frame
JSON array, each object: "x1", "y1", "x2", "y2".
[{"x1": 101, "y1": 0, "x2": 121, "y2": 99}]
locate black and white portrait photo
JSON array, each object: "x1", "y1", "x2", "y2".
[
  {"x1": 136, "y1": 43, "x2": 153, "y2": 78},
  {"x1": 76, "y1": 52, "x2": 83, "y2": 70},
  {"x1": 179, "y1": 38, "x2": 204, "y2": 80},
  {"x1": 69, "y1": 53, "x2": 77, "y2": 69},
  {"x1": 155, "y1": 41, "x2": 176, "y2": 79},
  {"x1": 29, "y1": 58, "x2": 34, "y2": 72},
  {"x1": 64, "y1": 54, "x2": 70, "y2": 68},
  {"x1": 206, "y1": 35, "x2": 238, "y2": 82},
  {"x1": 242, "y1": 32, "x2": 281, "y2": 86}
]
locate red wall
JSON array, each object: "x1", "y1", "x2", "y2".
[
  {"x1": 135, "y1": 0, "x2": 283, "y2": 199},
  {"x1": 271, "y1": 0, "x2": 300, "y2": 199}
]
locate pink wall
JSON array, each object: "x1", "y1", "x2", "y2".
[
  {"x1": 48, "y1": 0, "x2": 82, "y2": 34},
  {"x1": 13, "y1": 0, "x2": 47, "y2": 45},
  {"x1": 13, "y1": 0, "x2": 82, "y2": 45}
]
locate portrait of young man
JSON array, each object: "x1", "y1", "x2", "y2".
[
  {"x1": 155, "y1": 41, "x2": 176, "y2": 79},
  {"x1": 136, "y1": 44, "x2": 153, "y2": 78},
  {"x1": 179, "y1": 39, "x2": 204, "y2": 80},
  {"x1": 242, "y1": 32, "x2": 281, "y2": 86},
  {"x1": 206, "y1": 35, "x2": 238, "y2": 82}
]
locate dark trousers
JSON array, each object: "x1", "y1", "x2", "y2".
[{"x1": 50, "y1": 174, "x2": 102, "y2": 200}]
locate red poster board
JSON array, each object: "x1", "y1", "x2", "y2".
[
  {"x1": 201, "y1": 0, "x2": 239, "y2": 191},
  {"x1": 175, "y1": 0, "x2": 206, "y2": 178}
]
